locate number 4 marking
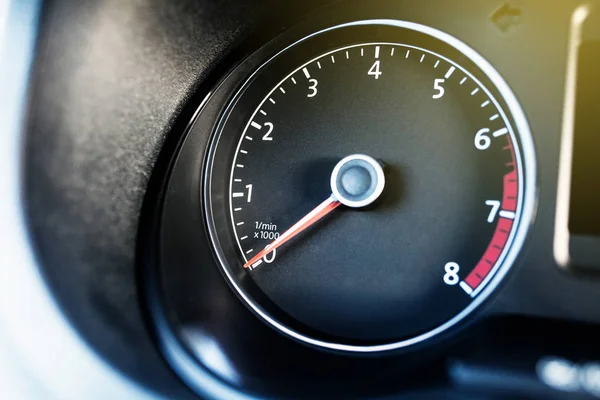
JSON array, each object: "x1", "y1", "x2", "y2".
[{"x1": 368, "y1": 60, "x2": 382, "y2": 79}]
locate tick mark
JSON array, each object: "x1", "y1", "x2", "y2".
[
  {"x1": 460, "y1": 77, "x2": 467, "y2": 85},
  {"x1": 375, "y1": 46, "x2": 380, "y2": 59},
  {"x1": 240, "y1": 150, "x2": 248, "y2": 154},
  {"x1": 317, "y1": 61, "x2": 322, "y2": 69},
  {"x1": 240, "y1": 235, "x2": 248, "y2": 240},
  {"x1": 390, "y1": 48, "x2": 395, "y2": 56},
  {"x1": 346, "y1": 51, "x2": 349, "y2": 59},
  {"x1": 471, "y1": 88, "x2": 480, "y2": 96},
  {"x1": 250, "y1": 121, "x2": 261, "y2": 130},
  {"x1": 302, "y1": 68, "x2": 310, "y2": 79},
  {"x1": 481, "y1": 100, "x2": 491, "y2": 108},
  {"x1": 434, "y1": 60, "x2": 440, "y2": 68},
  {"x1": 236, "y1": 164, "x2": 244, "y2": 168},
  {"x1": 245, "y1": 136, "x2": 253, "y2": 141},
  {"x1": 499, "y1": 210, "x2": 516, "y2": 219},
  {"x1": 269, "y1": 98, "x2": 276, "y2": 104},
  {"x1": 260, "y1": 110, "x2": 267, "y2": 116},
  {"x1": 406, "y1": 50, "x2": 411, "y2": 58},
  {"x1": 490, "y1": 114, "x2": 500, "y2": 121},
  {"x1": 445, "y1": 66, "x2": 456, "y2": 79},
  {"x1": 420, "y1": 54, "x2": 425, "y2": 63},
  {"x1": 493, "y1": 127, "x2": 509, "y2": 137},
  {"x1": 331, "y1": 55, "x2": 335, "y2": 63},
  {"x1": 279, "y1": 87, "x2": 286, "y2": 93},
  {"x1": 460, "y1": 281, "x2": 474, "y2": 295},
  {"x1": 291, "y1": 77, "x2": 297, "y2": 84}
]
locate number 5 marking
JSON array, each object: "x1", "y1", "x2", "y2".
[{"x1": 433, "y1": 79, "x2": 445, "y2": 99}]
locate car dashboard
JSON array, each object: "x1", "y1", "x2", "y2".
[{"x1": 1, "y1": 1, "x2": 600, "y2": 399}]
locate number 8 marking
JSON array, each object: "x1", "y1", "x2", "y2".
[{"x1": 443, "y1": 262, "x2": 460, "y2": 286}]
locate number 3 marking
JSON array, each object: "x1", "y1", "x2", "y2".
[{"x1": 307, "y1": 79, "x2": 318, "y2": 98}]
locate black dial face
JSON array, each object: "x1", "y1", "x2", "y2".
[{"x1": 205, "y1": 21, "x2": 536, "y2": 352}]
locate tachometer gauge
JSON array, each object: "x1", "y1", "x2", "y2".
[{"x1": 205, "y1": 20, "x2": 536, "y2": 353}]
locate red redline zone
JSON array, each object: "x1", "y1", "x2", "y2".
[{"x1": 465, "y1": 135, "x2": 518, "y2": 291}]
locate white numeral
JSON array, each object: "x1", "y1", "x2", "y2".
[
  {"x1": 474, "y1": 128, "x2": 491, "y2": 150},
  {"x1": 485, "y1": 200, "x2": 501, "y2": 223},
  {"x1": 264, "y1": 248, "x2": 276, "y2": 263},
  {"x1": 443, "y1": 262, "x2": 460, "y2": 286},
  {"x1": 245, "y1": 184, "x2": 253, "y2": 203},
  {"x1": 368, "y1": 60, "x2": 382, "y2": 79},
  {"x1": 307, "y1": 79, "x2": 318, "y2": 98},
  {"x1": 262, "y1": 122, "x2": 274, "y2": 141},
  {"x1": 433, "y1": 79, "x2": 445, "y2": 99}
]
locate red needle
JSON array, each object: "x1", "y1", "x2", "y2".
[{"x1": 243, "y1": 195, "x2": 341, "y2": 268}]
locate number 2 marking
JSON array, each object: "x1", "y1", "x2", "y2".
[{"x1": 262, "y1": 122, "x2": 274, "y2": 141}]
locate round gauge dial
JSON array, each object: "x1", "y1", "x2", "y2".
[{"x1": 205, "y1": 20, "x2": 536, "y2": 352}]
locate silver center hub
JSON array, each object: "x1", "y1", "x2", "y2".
[{"x1": 330, "y1": 154, "x2": 386, "y2": 208}]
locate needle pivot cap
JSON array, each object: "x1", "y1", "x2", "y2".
[{"x1": 330, "y1": 154, "x2": 385, "y2": 208}]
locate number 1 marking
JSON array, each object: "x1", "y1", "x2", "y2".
[{"x1": 245, "y1": 184, "x2": 253, "y2": 203}]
